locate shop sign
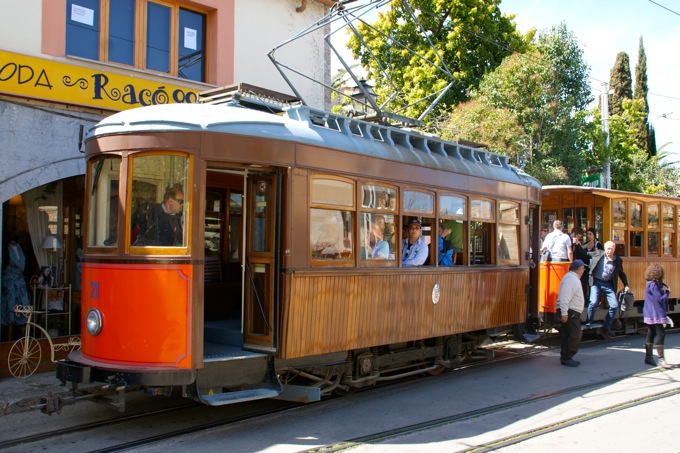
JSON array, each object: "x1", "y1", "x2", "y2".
[
  {"x1": 581, "y1": 173, "x2": 602, "y2": 188},
  {"x1": 0, "y1": 50, "x2": 201, "y2": 111}
]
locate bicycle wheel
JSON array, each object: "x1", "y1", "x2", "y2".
[{"x1": 7, "y1": 337, "x2": 42, "y2": 378}]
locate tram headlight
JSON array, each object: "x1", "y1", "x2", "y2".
[{"x1": 86, "y1": 309, "x2": 103, "y2": 336}]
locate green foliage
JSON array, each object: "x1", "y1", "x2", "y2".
[
  {"x1": 609, "y1": 52, "x2": 632, "y2": 117},
  {"x1": 441, "y1": 23, "x2": 592, "y2": 185},
  {"x1": 347, "y1": 0, "x2": 527, "y2": 121},
  {"x1": 633, "y1": 37, "x2": 653, "y2": 157}
]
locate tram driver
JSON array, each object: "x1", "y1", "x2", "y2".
[
  {"x1": 132, "y1": 183, "x2": 185, "y2": 246},
  {"x1": 402, "y1": 218, "x2": 429, "y2": 266}
]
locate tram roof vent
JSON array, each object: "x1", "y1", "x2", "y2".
[{"x1": 198, "y1": 83, "x2": 301, "y2": 113}]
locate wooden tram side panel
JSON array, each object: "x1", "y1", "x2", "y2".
[{"x1": 278, "y1": 268, "x2": 528, "y2": 359}]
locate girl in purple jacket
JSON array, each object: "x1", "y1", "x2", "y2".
[{"x1": 643, "y1": 264, "x2": 672, "y2": 368}]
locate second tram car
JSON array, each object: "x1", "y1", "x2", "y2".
[
  {"x1": 538, "y1": 186, "x2": 680, "y2": 334},
  {"x1": 56, "y1": 86, "x2": 542, "y2": 407}
]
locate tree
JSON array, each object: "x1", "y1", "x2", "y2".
[
  {"x1": 347, "y1": 0, "x2": 527, "y2": 122},
  {"x1": 441, "y1": 23, "x2": 593, "y2": 185},
  {"x1": 609, "y1": 52, "x2": 632, "y2": 117},
  {"x1": 633, "y1": 37, "x2": 655, "y2": 157}
]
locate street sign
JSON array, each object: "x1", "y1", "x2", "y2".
[{"x1": 581, "y1": 174, "x2": 602, "y2": 188}]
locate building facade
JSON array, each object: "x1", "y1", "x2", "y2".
[{"x1": 0, "y1": 0, "x2": 332, "y2": 364}]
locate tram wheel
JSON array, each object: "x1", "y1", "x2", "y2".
[{"x1": 7, "y1": 337, "x2": 42, "y2": 379}]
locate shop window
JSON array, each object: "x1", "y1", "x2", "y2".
[
  {"x1": 87, "y1": 156, "x2": 121, "y2": 248},
  {"x1": 129, "y1": 153, "x2": 190, "y2": 252},
  {"x1": 66, "y1": 0, "x2": 206, "y2": 82},
  {"x1": 310, "y1": 177, "x2": 354, "y2": 266}
]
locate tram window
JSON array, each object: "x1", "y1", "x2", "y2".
[
  {"x1": 613, "y1": 201, "x2": 627, "y2": 228},
  {"x1": 129, "y1": 154, "x2": 189, "y2": 251},
  {"x1": 228, "y1": 193, "x2": 243, "y2": 262},
  {"x1": 439, "y1": 194, "x2": 466, "y2": 265},
  {"x1": 543, "y1": 210, "x2": 557, "y2": 233},
  {"x1": 471, "y1": 199, "x2": 494, "y2": 220},
  {"x1": 311, "y1": 209, "x2": 353, "y2": 261},
  {"x1": 663, "y1": 205, "x2": 674, "y2": 230},
  {"x1": 470, "y1": 221, "x2": 494, "y2": 265},
  {"x1": 205, "y1": 189, "x2": 223, "y2": 256},
  {"x1": 87, "y1": 156, "x2": 121, "y2": 248},
  {"x1": 312, "y1": 178, "x2": 354, "y2": 207},
  {"x1": 562, "y1": 208, "x2": 573, "y2": 233},
  {"x1": 470, "y1": 198, "x2": 495, "y2": 265},
  {"x1": 362, "y1": 185, "x2": 397, "y2": 210},
  {"x1": 594, "y1": 207, "x2": 603, "y2": 238},
  {"x1": 439, "y1": 195, "x2": 465, "y2": 218},
  {"x1": 629, "y1": 231, "x2": 642, "y2": 257},
  {"x1": 404, "y1": 191, "x2": 434, "y2": 215},
  {"x1": 498, "y1": 202, "x2": 520, "y2": 265},
  {"x1": 630, "y1": 202, "x2": 643, "y2": 229},
  {"x1": 576, "y1": 208, "x2": 588, "y2": 231},
  {"x1": 647, "y1": 204, "x2": 659, "y2": 229},
  {"x1": 662, "y1": 205, "x2": 674, "y2": 256},
  {"x1": 663, "y1": 232, "x2": 673, "y2": 256},
  {"x1": 360, "y1": 213, "x2": 396, "y2": 260},
  {"x1": 648, "y1": 232, "x2": 659, "y2": 255}
]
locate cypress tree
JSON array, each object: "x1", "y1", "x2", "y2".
[
  {"x1": 634, "y1": 37, "x2": 655, "y2": 157},
  {"x1": 609, "y1": 52, "x2": 632, "y2": 117},
  {"x1": 648, "y1": 123, "x2": 657, "y2": 157}
]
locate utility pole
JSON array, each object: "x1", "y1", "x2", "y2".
[{"x1": 601, "y1": 82, "x2": 611, "y2": 189}]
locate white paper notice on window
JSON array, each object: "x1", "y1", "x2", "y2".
[
  {"x1": 184, "y1": 28, "x2": 197, "y2": 50},
  {"x1": 71, "y1": 4, "x2": 94, "y2": 26}
]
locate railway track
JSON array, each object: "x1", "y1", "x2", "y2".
[
  {"x1": 298, "y1": 366, "x2": 678, "y2": 453},
  {"x1": 1, "y1": 333, "x2": 669, "y2": 452}
]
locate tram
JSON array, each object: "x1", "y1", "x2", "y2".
[
  {"x1": 538, "y1": 186, "x2": 680, "y2": 334},
  {"x1": 56, "y1": 84, "x2": 542, "y2": 407}
]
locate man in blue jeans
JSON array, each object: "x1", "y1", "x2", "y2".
[{"x1": 586, "y1": 241, "x2": 629, "y2": 337}]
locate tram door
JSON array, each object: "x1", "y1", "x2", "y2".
[{"x1": 243, "y1": 173, "x2": 279, "y2": 351}]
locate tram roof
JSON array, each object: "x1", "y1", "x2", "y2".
[
  {"x1": 543, "y1": 185, "x2": 679, "y2": 204},
  {"x1": 86, "y1": 103, "x2": 541, "y2": 189}
]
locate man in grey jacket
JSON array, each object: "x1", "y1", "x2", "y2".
[{"x1": 585, "y1": 241, "x2": 630, "y2": 337}]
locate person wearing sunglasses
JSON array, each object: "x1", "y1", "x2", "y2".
[
  {"x1": 132, "y1": 183, "x2": 185, "y2": 246},
  {"x1": 402, "y1": 218, "x2": 429, "y2": 266}
]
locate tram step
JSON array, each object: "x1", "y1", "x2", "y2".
[{"x1": 199, "y1": 387, "x2": 281, "y2": 405}]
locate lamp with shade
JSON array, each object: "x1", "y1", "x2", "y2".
[{"x1": 41, "y1": 234, "x2": 62, "y2": 286}]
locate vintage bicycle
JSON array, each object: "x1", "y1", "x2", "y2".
[{"x1": 7, "y1": 305, "x2": 81, "y2": 378}]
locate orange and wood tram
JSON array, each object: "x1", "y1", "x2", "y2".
[
  {"x1": 537, "y1": 186, "x2": 680, "y2": 333},
  {"x1": 55, "y1": 85, "x2": 543, "y2": 408}
]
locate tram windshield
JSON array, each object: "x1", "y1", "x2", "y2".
[
  {"x1": 129, "y1": 154, "x2": 190, "y2": 251},
  {"x1": 87, "y1": 156, "x2": 121, "y2": 248}
]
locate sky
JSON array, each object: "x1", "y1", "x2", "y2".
[
  {"x1": 329, "y1": 0, "x2": 680, "y2": 162},
  {"x1": 501, "y1": 0, "x2": 680, "y2": 162}
]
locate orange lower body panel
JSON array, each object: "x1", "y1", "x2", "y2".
[
  {"x1": 539, "y1": 261, "x2": 570, "y2": 313},
  {"x1": 80, "y1": 262, "x2": 193, "y2": 369}
]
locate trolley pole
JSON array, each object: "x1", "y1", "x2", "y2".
[{"x1": 601, "y1": 82, "x2": 611, "y2": 189}]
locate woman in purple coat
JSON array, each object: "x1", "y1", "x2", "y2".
[{"x1": 643, "y1": 264, "x2": 671, "y2": 368}]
